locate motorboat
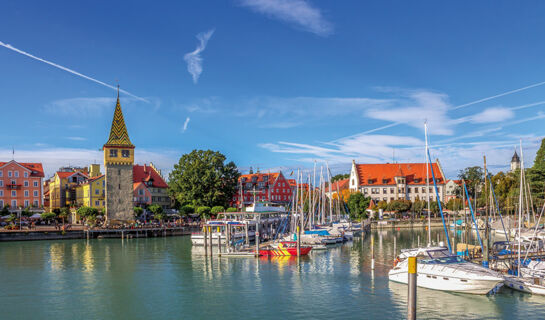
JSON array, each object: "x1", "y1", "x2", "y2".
[
  {"x1": 260, "y1": 241, "x2": 312, "y2": 256},
  {"x1": 388, "y1": 246, "x2": 504, "y2": 295}
]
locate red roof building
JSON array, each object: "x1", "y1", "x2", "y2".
[
  {"x1": 232, "y1": 172, "x2": 293, "y2": 207},
  {"x1": 445, "y1": 179, "x2": 463, "y2": 202},
  {"x1": 133, "y1": 163, "x2": 170, "y2": 209},
  {"x1": 0, "y1": 160, "x2": 45, "y2": 209},
  {"x1": 348, "y1": 160, "x2": 447, "y2": 203}
]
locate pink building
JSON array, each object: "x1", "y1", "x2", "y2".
[{"x1": 0, "y1": 160, "x2": 44, "y2": 209}]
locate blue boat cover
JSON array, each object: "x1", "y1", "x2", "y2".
[{"x1": 305, "y1": 230, "x2": 330, "y2": 236}]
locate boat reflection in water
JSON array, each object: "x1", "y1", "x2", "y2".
[{"x1": 388, "y1": 280, "x2": 502, "y2": 319}]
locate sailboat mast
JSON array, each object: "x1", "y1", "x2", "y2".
[
  {"x1": 312, "y1": 161, "x2": 316, "y2": 227},
  {"x1": 425, "y1": 122, "x2": 431, "y2": 246},
  {"x1": 518, "y1": 141, "x2": 524, "y2": 277},
  {"x1": 326, "y1": 161, "x2": 333, "y2": 223}
]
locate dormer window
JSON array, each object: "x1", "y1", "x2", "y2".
[
  {"x1": 252, "y1": 176, "x2": 257, "y2": 182},
  {"x1": 263, "y1": 176, "x2": 268, "y2": 182},
  {"x1": 241, "y1": 177, "x2": 247, "y2": 182},
  {"x1": 382, "y1": 179, "x2": 388, "y2": 184},
  {"x1": 109, "y1": 149, "x2": 118, "y2": 157},
  {"x1": 367, "y1": 179, "x2": 374, "y2": 184}
]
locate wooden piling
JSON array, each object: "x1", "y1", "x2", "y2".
[
  {"x1": 371, "y1": 235, "x2": 375, "y2": 270},
  {"x1": 296, "y1": 226, "x2": 301, "y2": 257},
  {"x1": 408, "y1": 256, "x2": 417, "y2": 320},
  {"x1": 204, "y1": 226, "x2": 208, "y2": 255},
  {"x1": 208, "y1": 227, "x2": 213, "y2": 257}
]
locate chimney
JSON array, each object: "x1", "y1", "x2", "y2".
[{"x1": 144, "y1": 164, "x2": 147, "y2": 173}]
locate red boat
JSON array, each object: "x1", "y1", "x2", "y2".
[{"x1": 260, "y1": 241, "x2": 312, "y2": 256}]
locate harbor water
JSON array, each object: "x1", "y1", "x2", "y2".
[{"x1": 1, "y1": 228, "x2": 544, "y2": 319}]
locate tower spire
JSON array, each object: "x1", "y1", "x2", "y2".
[{"x1": 104, "y1": 89, "x2": 134, "y2": 148}]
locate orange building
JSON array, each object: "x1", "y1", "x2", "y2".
[{"x1": 0, "y1": 160, "x2": 44, "y2": 209}]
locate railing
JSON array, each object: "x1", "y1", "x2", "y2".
[{"x1": 5, "y1": 184, "x2": 21, "y2": 190}]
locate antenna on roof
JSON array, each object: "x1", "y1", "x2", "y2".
[{"x1": 12, "y1": 146, "x2": 14, "y2": 161}]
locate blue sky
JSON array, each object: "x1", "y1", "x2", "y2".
[{"x1": 1, "y1": 1, "x2": 544, "y2": 178}]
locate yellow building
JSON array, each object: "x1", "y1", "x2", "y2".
[
  {"x1": 75, "y1": 164, "x2": 104, "y2": 209},
  {"x1": 49, "y1": 170, "x2": 89, "y2": 211}
]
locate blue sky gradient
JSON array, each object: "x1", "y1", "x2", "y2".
[{"x1": 1, "y1": 1, "x2": 544, "y2": 177}]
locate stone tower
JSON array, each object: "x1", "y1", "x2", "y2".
[
  {"x1": 510, "y1": 150, "x2": 521, "y2": 172},
  {"x1": 103, "y1": 89, "x2": 134, "y2": 223}
]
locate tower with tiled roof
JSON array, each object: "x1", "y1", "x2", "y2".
[
  {"x1": 103, "y1": 88, "x2": 135, "y2": 223},
  {"x1": 510, "y1": 149, "x2": 520, "y2": 172}
]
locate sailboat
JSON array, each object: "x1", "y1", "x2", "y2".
[
  {"x1": 503, "y1": 142, "x2": 545, "y2": 295},
  {"x1": 388, "y1": 122, "x2": 504, "y2": 295}
]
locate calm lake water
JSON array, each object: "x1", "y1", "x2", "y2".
[{"x1": 1, "y1": 228, "x2": 544, "y2": 320}]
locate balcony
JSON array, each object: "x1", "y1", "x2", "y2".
[{"x1": 5, "y1": 184, "x2": 21, "y2": 190}]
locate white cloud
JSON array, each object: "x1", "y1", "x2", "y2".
[
  {"x1": 184, "y1": 29, "x2": 215, "y2": 83},
  {"x1": 182, "y1": 117, "x2": 190, "y2": 132},
  {"x1": 467, "y1": 107, "x2": 514, "y2": 124},
  {"x1": 67, "y1": 137, "x2": 87, "y2": 141},
  {"x1": 365, "y1": 91, "x2": 454, "y2": 135},
  {"x1": 239, "y1": 0, "x2": 333, "y2": 36}
]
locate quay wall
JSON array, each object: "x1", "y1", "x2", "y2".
[
  {"x1": 371, "y1": 220, "x2": 445, "y2": 229},
  {"x1": 0, "y1": 226, "x2": 201, "y2": 242}
]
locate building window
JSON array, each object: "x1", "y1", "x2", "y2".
[
  {"x1": 0, "y1": 200, "x2": 4, "y2": 207},
  {"x1": 33, "y1": 181, "x2": 38, "y2": 187},
  {"x1": 33, "y1": 200, "x2": 39, "y2": 206},
  {"x1": 95, "y1": 189, "x2": 99, "y2": 195},
  {"x1": 122, "y1": 150, "x2": 130, "y2": 158},
  {"x1": 95, "y1": 200, "x2": 100, "y2": 206},
  {"x1": 24, "y1": 181, "x2": 29, "y2": 187},
  {"x1": 11, "y1": 200, "x2": 16, "y2": 207},
  {"x1": 383, "y1": 188, "x2": 387, "y2": 194},
  {"x1": 24, "y1": 172, "x2": 28, "y2": 178},
  {"x1": 24, "y1": 200, "x2": 29, "y2": 207},
  {"x1": 0, "y1": 180, "x2": 3, "y2": 187},
  {"x1": 390, "y1": 188, "x2": 394, "y2": 194},
  {"x1": 0, "y1": 190, "x2": 3, "y2": 197},
  {"x1": 0, "y1": 171, "x2": 2, "y2": 177},
  {"x1": 11, "y1": 190, "x2": 16, "y2": 197},
  {"x1": 8, "y1": 171, "x2": 12, "y2": 177},
  {"x1": 109, "y1": 149, "x2": 118, "y2": 157},
  {"x1": 14, "y1": 171, "x2": 19, "y2": 178},
  {"x1": 24, "y1": 190, "x2": 29, "y2": 197}
]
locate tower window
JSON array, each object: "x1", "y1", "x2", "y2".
[
  {"x1": 121, "y1": 150, "x2": 130, "y2": 158},
  {"x1": 110, "y1": 149, "x2": 118, "y2": 157}
]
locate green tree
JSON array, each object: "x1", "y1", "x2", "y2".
[
  {"x1": 59, "y1": 207, "x2": 70, "y2": 224},
  {"x1": 168, "y1": 150, "x2": 239, "y2": 207},
  {"x1": 196, "y1": 206, "x2": 211, "y2": 218},
  {"x1": 331, "y1": 173, "x2": 350, "y2": 182},
  {"x1": 411, "y1": 200, "x2": 426, "y2": 216},
  {"x1": 388, "y1": 200, "x2": 411, "y2": 214},
  {"x1": 180, "y1": 204, "x2": 195, "y2": 216},
  {"x1": 134, "y1": 207, "x2": 144, "y2": 219},
  {"x1": 211, "y1": 206, "x2": 225, "y2": 216},
  {"x1": 41, "y1": 212, "x2": 56, "y2": 221},
  {"x1": 21, "y1": 208, "x2": 33, "y2": 218},
  {"x1": 0, "y1": 205, "x2": 10, "y2": 216},
  {"x1": 446, "y1": 198, "x2": 463, "y2": 211},
  {"x1": 377, "y1": 201, "x2": 388, "y2": 211},
  {"x1": 76, "y1": 206, "x2": 99, "y2": 223},
  {"x1": 458, "y1": 166, "x2": 484, "y2": 198},
  {"x1": 347, "y1": 193, "x2": 371, "y2": 220}
]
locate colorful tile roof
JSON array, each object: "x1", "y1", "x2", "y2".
[
  {"x1": 104, "y1": 95, "x2": 134, "y2": 148},
  {"x1": 326, "y1": 178, "x2": 349, "y2": 191},
  {"x1": 239, "y1": 172, "x2": 281, "y2": 185},
  {"x1": 354, "y1": 163, "x2": 445, "y2": 186},
  {"x1": 0, "y1": 161, "x2": 44, "y2": 177},
  {"x1": 133, "y1": 164, "x2": 168, "y2": 188}
]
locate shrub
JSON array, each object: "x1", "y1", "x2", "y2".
[
  {"x1": 180, "y1": 205, "x2": 195, "y2": 216},
  {"x1": 196, "y1": 206, "x2": 211, "y2": 218},
  {"x1": 211, "y1": 206, "x2": 225, "y2": 216},
  {"x1": 226, "y1": 207, "x2": 238, "y2": 212}
]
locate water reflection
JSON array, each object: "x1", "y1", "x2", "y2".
[{"x1": 0, "y1": 230, "x2": 545, "y2": 319}]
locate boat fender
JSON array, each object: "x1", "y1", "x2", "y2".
[{"x1": 393, "y1": 257, "x2": 400, "y2": 267}]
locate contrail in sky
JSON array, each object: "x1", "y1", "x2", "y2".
[{"x1": 0, "y1": 40, "x2": 148, "y2": 103}]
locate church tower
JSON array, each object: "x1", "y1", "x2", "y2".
[
  {"x1": 103, "y1": 89, "x2": 134, "y2": 223},
  {"x1": 510, "y1": 149, "x2": 521, "y2": 172}
]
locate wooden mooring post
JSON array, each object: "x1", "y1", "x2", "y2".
[
  {"x1": 204, "y1": 226, "x2": 208, "y2": 255},
  {"x1": 371, "y1": 235, "x2": 375, "y2": 270},
  {"x1": 208, "y1": 226, "x2": 213, "y2": 257},
  {"x1": 408, "y1": 256, "x2": 417, "y2": 320}
]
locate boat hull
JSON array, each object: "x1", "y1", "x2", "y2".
[
  {"x1": 260, "y1": 247, "x2": 312, "y2": 256},
  {"x1": 388, "y1": 270, "x2": 503, "y2": 295}
]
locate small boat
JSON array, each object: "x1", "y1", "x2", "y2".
[{"x1": 260, "y1": 241, "x2": 312, "y2": 256}]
